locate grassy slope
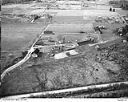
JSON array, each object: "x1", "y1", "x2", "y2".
[
  {"x1": 1, "y1": 38, "x2": 128, "y2": 97},
  {"x1": 1, "y1": 22, "x2": 46, "y2": 73}
]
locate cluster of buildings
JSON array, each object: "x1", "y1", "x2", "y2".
[{"x1": 32, "y1": 29, "x2": 97, "y2": 59}]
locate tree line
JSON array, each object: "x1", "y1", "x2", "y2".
[
  {"x1": 109, "y1": 0, "x2": 128, "y2": 10},
  {"x1": 1, "y1": 0, "x2": 36, "y2": 5}
]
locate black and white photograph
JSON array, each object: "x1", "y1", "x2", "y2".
[{"x1": 0, "y1": 0, "x2": 128, "y2": 100}]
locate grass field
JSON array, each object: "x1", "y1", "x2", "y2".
[
  {"x1": 1, "y1": 22, "x2": 46, "y2": 72},
  {"x1": 45, "y1": 24, "x2": 94, "y2": 33},
  {"x1": 1, "y1": 23, "x2": 45, "y2": 51}
]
